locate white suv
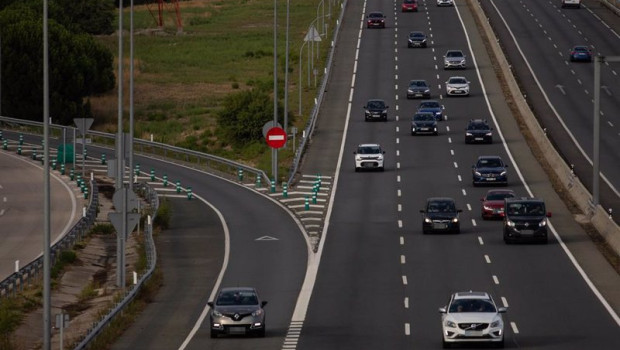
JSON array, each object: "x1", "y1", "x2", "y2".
[
  {"x1": 439, "y1": 291, "x2": 507, "y2": 348},
  {"x1": 561, "y1": 0, "x2": 581, "y2": 8},
  {"x1": 354, "y1": 143, "x2": 385, "y2": 172}
]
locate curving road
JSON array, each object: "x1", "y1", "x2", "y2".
[{"x1": 0, "y1": 151, "x2": 78, "y2": 281}]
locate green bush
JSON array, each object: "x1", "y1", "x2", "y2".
[{"x1": 153, "y1": 198, "x2": 171, "y2": 230}]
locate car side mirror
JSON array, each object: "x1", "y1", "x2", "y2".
[
  {"x1": 207, "y1": 301, "x2": 214, "y2": 307},
  {"x1": 261, "y1": 301, "x2": 268, "y2": 307},
  {"x1": 363, "y1": 105, "x2": 367, "y2": 108},
  {"x1": 353, "y1": 151, "x2": 357, "y2": 154},
  {"x1": 480, "y1": 197, "x2": 484, "y2": 201},
  {"x1": 420, "y1": 209, "x2": 426, "y2": 213},
  {"x1": 457, "y1": 209, "x2": 463, "y2": 213},
  {"x1": 383, "y1": 151, "x2": 386, "y2": 154},
  {"x1": 498, "y1": 307, "x2": 507, "y2": 313},
  {"x1": 547, "y1": 212, "x2": 552, "y2": 218},
  {"x1": 438, "y1": 307, "x2": 447, "y2": 313}
]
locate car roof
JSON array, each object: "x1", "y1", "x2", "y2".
[
  {"x1": 427, "y1": 197, "x2": 455, "y2": 203},
  {"x1": 468, "y1": 119, "x2": 488, "y2": 124},
  {"x1": 448, "y1": 76, "x2": 467, "y2": 80},
  {"x1": 358, "y1": 143, "x2": 381, "y2": 148},
  {"x1": 219, "y1": 287, "x2": 257, "y2": 293},
  {"x1": 367, "y1": 98, "x2": 385, "y2": 102},
  {"x1": 453, "y1": 291, "x2": 490, "y2": 300},
  {"x1": 410, "y1": 31, "x2": 424, "y2": 35},
  {"x1": 486, "y1": 189, "x2": 515, "y2": 195},
  {"x1": 477, "y1": 155, "x2": 502, "y2": 160},
  {"x1": 410, "y1": 79, "x2": 427, "y2": 84},
  {"x1": 505, "y1": 197, "x2": 544, "y2": 203}
]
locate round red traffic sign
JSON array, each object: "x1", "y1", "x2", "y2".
[{"x1": 266, "y1": 127, "x2": 287, "y2": 149}]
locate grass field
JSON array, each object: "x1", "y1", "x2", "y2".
[{"x1": 91, "y1": 0, "x2": 338, "y2": 178}]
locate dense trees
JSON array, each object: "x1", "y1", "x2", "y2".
[{"x1": 0, "y1": 0, "x2": 115, "y2": 124}]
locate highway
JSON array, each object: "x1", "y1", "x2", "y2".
[
  {"x1": 0, "y1": 151, "x2": 78, "y2": 281},
  {"x1": 294, "y1": 0, "x2": 620, "y2": 349},
  {"x1": 479, "y1": 0, "x2": 620, "y2": 218}
]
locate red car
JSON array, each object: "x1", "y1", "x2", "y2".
[
  {"x1": 480, "y1": 189, "x2": 516, "y2": 220},
  {"x1": 366, "y1": 12, "x2": 386, "y2": 28},
  {"x1": 402, "y1": 0, "x2": 418, "y2": 12}
]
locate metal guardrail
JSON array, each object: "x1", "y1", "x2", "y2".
[
  {"x1": 0, "y1": 180, "x2": 99, "y2": 297},
  {"x1": 73, "y1": 183, "x2": 159, "y2": 350},
  {"x1": 600, "y1": 0, "x2": 620, "y2": 16}
]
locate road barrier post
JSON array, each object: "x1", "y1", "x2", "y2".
[
  {"x1": 135, "y1": 163, "x2": 140, "y2": 177},
  {"x1": 32, "y1": 148, "x2": 37, "y2": 160},
  {"x1": 163, "y1": 174, "x2": 168, "y2": 187},
  {"x1": 18, "y1": 134, "x2": 23, "y2": 145},
  {"x1": 17, "y1": 145, "x2": 22, "y2": 155},
  {"x1": 238, "y1": 168, "x2": 244, "y2": 181},
  {"x1": 150, "y1": 169, "x2": 155, "y2": 181},
  {"x1": 256, "y1": 176, "x2": 262, "y2": 188},
  {"x1": 2, "y1": 139, "x2": 7, "y2": 150},
  {"x1": 312, "y1": 191, "x2": 317, "y2": 204},
  {"x1": 176, "y1": 181, "x2": 181, "y2": 194},
  {"x1": 187, "y1": 187, "x2": 193, "y2": 200},
  {"x1": 305, "y1": 196, "x2": 310, "y2": 210},
  {"x1": 271, "y1": 179, "x2": 276, "y2": 193},
  {"x1": 101, "y1": 153, "x2": 106, "y2": 165},
  {"x1": 283, "y1": 183, "x2": 288, "y2": 198},
  {"x1": 70, "y1": 168, "x2": 75, "y2": 181},
  {"x1": 52, "y1": 160, "x2": 57, "y2": 170}
]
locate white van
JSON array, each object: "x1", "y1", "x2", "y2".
[{"x1": 561, "y1": 0, "x2": 581, "y2": 8}]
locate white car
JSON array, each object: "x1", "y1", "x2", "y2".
[
  {"x1": 354, "y1": 143, "x2": 385, "y2": 172},
  {"x1": 561, "y1": 0, "x2": 581, "y2": 8},
  {"x1": 445, "y1": 76, "x2": 470, "y2": 96},
  {"x1": 439, "y1": 291, "x2": 506, "y2": 348},
  {"x1": 437, "y1": 0, "x2": 454, "y2": 6}
]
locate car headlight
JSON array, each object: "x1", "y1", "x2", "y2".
[
  {"x1": 466, "y1": 132, "x2": 473, "y2": 136},
  {"x1": 424, "y1": 217, "x2": 432, "y2": 223},
  {"x1": 490, "y1": 320, "x2": 502, "y2": 328},
  {"x1": 424, "y1": 89, "x2": 430, "y2": 93},
  {"x1": 356, "y1": 155, "x2": 362, "y2": 161},
  {"x1": 483, "y1": 205, "x2": 494, "y2": 211},
  {"x1": 365, "y1": 110, "x2": 371, "y2": 116},
  {"x1": 506, "y1": 220, "x2": 515, "y2": 227},
  {"x1": 445, "y1": 320, "x2": 457, "y2": 328},
  {"x1": 485, "y1": 132, "x2": 492, "y2": 136},
  {"x1": 377, "y1": 155, "x2": 384, "y2": 160},
  {"x1": 212, "y1": 309, "x2": 223, "y2": 317},
  {"x1": 382, "y1": 109, "x2": 388, "y2": 114},
  {"x1": 451, "y1": 217, "x2": 459, "y2": 223},
  {"x1": 500, "y1": 170, "x2": 507, "y2": 176},
  {"x1": 252, "y1": 309, "x2": 264, "y2": 317},
  {"x1": 539, "y1": 219, "x2": 547, "y2": 227},
  {"x1": 474, "y1": 171, "x2": 482, "y2": 176},
  {"x1": 408, "y1": 89, "x2": 413, "y2": 93}
]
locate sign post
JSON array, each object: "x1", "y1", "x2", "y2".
[{"x1": 265, "y1": 126, "x2": 287, "y2": 182}]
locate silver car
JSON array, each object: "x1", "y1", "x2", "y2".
[
  {"x1": 445, "y1": 76, "x2": 470, "y2": 96},
  {"x1": 207, "y1": 287, "x2": 267, "y2": 338},
  {"x1": 443, "y1": 50, "x2": 466, "y2": 69},
  {"x1": 439, "y1": 291, "x2": 506, "y2": 348},
  {"x1": 437, "y1": 0, "x2": 454, "y2": 6}
]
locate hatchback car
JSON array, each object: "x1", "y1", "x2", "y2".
[
  {"x1": 465, "y1": 119, "x2": 493, "y2": 144},
  {"x1": 402, "y1": 0, "x2": 418, "y2": 12},
  {"x1": 569, "y1": 45, "x2": 592, "y2": 62},
  {"x1": 437, "y1": 0, "x2": 454, "y2": 6},
  {"x1": 443, "y1": 50, "x2": 466, "y2": 69},
  {"x1": 366, "y1": 12, "x2": 386, "y2": 28},
  {"x1": 354, "y1": 143, "x2": 385, "y2": 171},
  {"x1": 472, "y1": 156, "x2": 508, "y2": 186},
  {"x1": 417, "y1": 100, "x2": 443, "y2": 121},
  {"x1": 364, "y1": 99, "x2": 389, "y2": 121},
  {"x1": 504, "y1": 197, "x2": 552, "y2": 244},
  {"x1": 439, "y1": 291, "x2": 506, "y2": 348},
  {"x1": 411, "y1": 112, "x2": 438, "y2": 135},
  {"x1": 446, "y1": 76, "x2": 470, "y2": 96},
  {"x1": 480, "y1": 189, "x2": 516, "y2": 220},
  {"x1": 207, "y1": 287, "x2": 267, "y2": 338},
  {"x1": 420, "y1": 197, "x2": 461, "y2": 234},
  {"x1": 407, "y1": 31, "x2": 427, "y2": 48},
  {"x1": 407, "y1": 79, "x2": 431, "y2": 99}
]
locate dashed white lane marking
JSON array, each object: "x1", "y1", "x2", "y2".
[
  {"x1": 397, "y1": 162, "x2": 401, "y2": 169},
  {"x1": 404, "y1": 297, "x2": 409, "y2": 309},
  {"x1": 398, "y1": 204, "x2": 402, "y2": 212},
  {"x1": 485, "y1": 255, "x2": 491, "y2": 264},
  {"x1": 397, "y1": 176, "x2": 401, "y2": 183},
  {"x1": 493, "y1": 275, "x2": 500, "y2": 285},
  {"x1": 453, "y1": 162, "x2": 458, "y2": 168},
  {"x1": 400, "y1": 236, "x2": 404, "y2": 245},
  {"x1": 396, "y1": 149, "x2": 400, "y2": 156},
  {"x1": 405, "y1": 323, "x2": 411, "y2": 335},
  {"x1": 397, "y1": 189, "x2": 402, "y2": 196},
  {"x1": 402, "y1": 275, "x2": 408, "y2": 285},
  {"x1": 396, "y1": 126, "x2": 400, "y2": 133},
  {"x1": 511, "y1": 322, "x2": 520, "y2": 334},
  {"x1": 478, "y1": 236, "x2": 484, "y2": 245},
  {"x1": 501, "y1": 297, "x2": 508, "y2": 307},
  {"x1": 401, "y1": 255, "x2": 406, "y2": 264},
  {"x1": 396, "y1": 138, "x2": 400, "y2": 144},
  {"x1": 462, "y1": 189, "x2": 467, "y2": 196},
  {"x1": 466, "y1": 203, "x2": 472, "y2": 211},
  {"x1": 457, "y1": 175, "x2": 462, "y2": 182}
]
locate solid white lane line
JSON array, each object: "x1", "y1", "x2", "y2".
[{"x1": 485, "y1": 255, "x2": 491, "y2": 264}]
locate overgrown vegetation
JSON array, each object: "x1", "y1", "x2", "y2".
[{"x1": 153, "y1": 197, "x2": 171, "y2": 230}]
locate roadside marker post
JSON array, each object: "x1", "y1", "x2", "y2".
[
  {"x1": 256, "y1": 176, "x2": 262, "y2": 188},
  {"x1": 17, "y1": 145, "x2": 21, "y2": 155},
  {"x1": 32, "y1": 148, "x2": 37, "y2": 160},
  {"x1": 238, "y1": 168, "x2": 244, "y2": 181},
  {"x1": 312, "y1": 191, "x2": 317, "y2": 204},
  {"x1": 305, "y1": 196, "x2": 310, "y2": 210},
  {"x1": 283, "y1": 183, "x2": 288, "y2": 198},
  {"x1": 163, "y1": 174, "x2": 168, "y2": 187},
  {"x1": 18, "y1": 134, "x2": 23, "y2": 146},
  {"x1": 2, "y1": 139, "x2": 7, "y2": 150},
  {"x1": 135, "y1": 163, "x2": 140, "y2": 177},
  {"x1": 176, "y1": 181, "x2": 181, "y2": 194},
  {"x1": 70, "y1": 168, "x2": 75, "y2": 181},
  {"x1": 270, "y1": 179, "x2": 276, "y2": 193},
  {"x1": 101, "y1": 153, "x2": 106, "y2": 165},
  {"x1": 187, "y1": 187, "x2": 193, "y2": 200},
  {"x1": 52, "y1": 160, "x2": 57, "y2": 170},
  {"x1": 150, "y1": 169, "x2": 155, "y2": 181}
]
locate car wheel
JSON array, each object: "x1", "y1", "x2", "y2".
[
  {"x1": 380, "y1": 166, "x2": 385, "y2": 172},
  {"x1": 256, "y1": 327, "x2": 266, "y2": 338}
]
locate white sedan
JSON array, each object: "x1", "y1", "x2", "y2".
[
  {"x1": 439, "y1": 291, "x2": 506, "y2": 348},
  {"x1": 445, "y1": 76, "x2": 470, "y2": 96}
]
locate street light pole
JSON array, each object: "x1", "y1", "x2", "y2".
[
  {"x1": 272, "y1": 0, "x2": 278, "y2": 180},
  {"x1": 299, "y1": 40, "x2": 308, "y2": 116},
  {"x1": 284, "y1": 0, "x2": 290, "y2": 143}
]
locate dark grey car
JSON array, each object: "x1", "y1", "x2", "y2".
[
  {"x1": 407, "y1": 80, "x2": 431, "y2": 99},
  {"x1": 207, "y1": 287, "x2": 267, "y2": 338}
]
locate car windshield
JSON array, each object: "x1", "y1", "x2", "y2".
[
  {"x1": 477, "y1": 158, "x2": 503, "y2": 168},
  {"x1": 404, "y1": 0, "x2": 415, "y2": 3},
  {"x1": 358, "y1": 146, "x2": 381, "y2": 154},
  {"x1": 410, "y1": 81, "x2": 427, "y2": 87},
  {"x1": 367, "y1": 100, "x2": 385, "y2": 109},
  {"x1": 446, "y1": 51, "x2": 463, "y2": 58},
  {"x1": 468, "y1": 122, "x2": 489, "y2": 130},
  {"x1": 427, "y1": 200, "x2": 455, "y2": 213},
  {"x1": 449, "y1": 78, "x2": 467, "y2": 84},
  {"x1": 369, "y1": 12, "x2": 383, "y2": 18},
  {"x1": 414, "y1": 114, "x2": 434, "y2": 121},
  {"x1": 574, "y1": 46, "x2": 588, "y2": 52},
  {"x1": 486, "y1": 192, "x2": 514, "y2": 201},
  {"x1": 449, "y1": 299, "x2": 496, "y2": 313},
  {"x1": 410, "y1": 32, "x2": 424, "y2": 38},
  {"x1": 419, "y1": 101, "x2": 439, "y2": 109},
  {"x1": 216, "y1": 290, "x2": 259, "y2": 306},
  {"x1": 507, "y1": 202, "x2": 545, "y2": 216}
]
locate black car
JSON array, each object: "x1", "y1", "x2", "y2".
[
  {"x1": 503, "y1": 198, "x2": 552, "y2": 244},
  {"x1": 407, "y1": 79, "x2": 431, "y2": 99},
  {"x1": 569, "y1": 45, "x2": 592, "y2": 62},
  {"x1": 420, "y1": 197, "x2": 462, "y2": 234},
  {"x1": 411, "y1": 112, "x2": 438, "y2": 135},
  {"x1": 472, "y1": 155, "x2": 508, "y2": 186},
  {"x1": 407, "y1": 31, "x2": 427, "y2": 48},
  {"x1": 465, "y1": 119, "x2": 493, "y2": 144},
  {"x1": 366, "y1": 12, "x2": 386, "y2": 28},
  {"x1": 364, "y1": 99, "x2": 389, "y2": 121}
]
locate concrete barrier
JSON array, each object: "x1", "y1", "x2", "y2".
[{"x1": 467, "y1": 0, "x2": 620, "y2": 254}]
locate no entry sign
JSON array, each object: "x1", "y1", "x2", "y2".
[{"x1": 266, "y1": 127, "x2": 287, "y2": 149}]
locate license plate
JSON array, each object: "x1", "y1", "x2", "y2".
[
  {"x1": 415, "y1": 93, "x2": 422, "y2": 96},
  {"x1": 464, "y1": 330, "x2": 482, "y2": 337},
  {"x1": 475, "y1": 137, "x2": 483, "y2": 141},
  {"x1": 229, "y1": 327, "x2": 246, "y2": 334},
  {"x1": 486, "y1": 178, "x2": 496, "y2": 181},
  {"x1": 433, "y1": 223, "x2": 448, "y2": 229}
]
